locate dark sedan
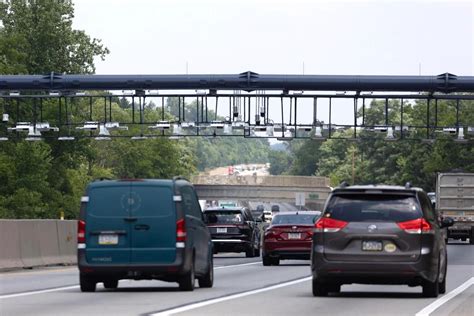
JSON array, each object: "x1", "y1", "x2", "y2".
[{"x1": 262, "y1": 211, "x2": 321, "y2": 266}]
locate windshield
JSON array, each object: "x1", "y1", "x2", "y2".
[
  {"x1": 271, "y1": 213, "x2": 319, "y2": 225},
  {"x1": 326, "y1": 194, "x2": 422, "y2": 222},
  {"x1": 204, "y1": 211, "x2": 243, "y2": 224}
]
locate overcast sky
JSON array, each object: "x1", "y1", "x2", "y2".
[{"x1": 72, "y1": 0, "x2": 473, "y2": 125}]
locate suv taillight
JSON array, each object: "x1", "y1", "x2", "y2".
[
  {"x1": 77, "y1": 220, "x2": 86, "y2": 243},
  {"x1": 176, "y1": 218, "x2": 187, "y2": 243},
  {"x1": 397, "y1": 218, "x2": 432, "y2": 234},
  {"x1": 314, "y1": 217, "x2": 348, "y2": 233}
]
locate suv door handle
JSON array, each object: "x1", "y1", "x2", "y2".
[{"x1": 123, "y1": 217, "x2": 138, "y2": 222}]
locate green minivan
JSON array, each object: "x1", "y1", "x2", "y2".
[{"x1": 77, "y1": 177, "x2": 213, "y2": 292}]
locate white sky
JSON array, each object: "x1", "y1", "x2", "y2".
[{"x1": 72, "y1": 0, "x2": 474, "y2": 125}]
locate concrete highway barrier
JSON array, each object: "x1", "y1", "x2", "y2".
[
  {"x1": 0, "y1": 220, "x2": 77, "y2": 270},
  {"x1": 0, "y1": 220, "x2": 23, "y2": 269}
]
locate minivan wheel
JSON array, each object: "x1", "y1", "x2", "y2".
[
  {"x1": 103, "y1": 279, "x2": 118, "y2": 289},
  {"x1": 198, "y1": 257, "x2": 214, "y2": 288},
  {"x1": 80, "y1": 275, "x2": 96, "y2": 292},
  {"x1": 422, "y1": 279, "x2": 439, "y2": 297},
  {"x1": 439, "y1": 255, "x2": 447, "y2": 294},
  {"x1": 312, "y1": 278, "x2": 329, "y2": 297},
  {"x1": 470, "y1": 228, "x2": 474, "y2": 245},
  {"x1": 179, "y1": 262, "x2": 195, "y2": 291}
]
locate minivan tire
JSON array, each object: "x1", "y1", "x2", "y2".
[
  {"x1": 470, "y1": 228, "x2": 474, "y2": 245},
  {"x1": 103, "y1": 279, "x2": 118, "y2": 289},
  {"x1": 198, "y1": 257, "x2": 213, "y2": 288},
  {"x1": 80, "y1": 275, "x2": 96, "y2": 292},
  {"x1": 312, "y1": 278, "x2": 329, "y2": 297},
  {"x1": 439, "y1": 255, "x2": 447, "y2": 294},
  {"x1": 179, "y1": 261, "x2": 195, "y2": 291}
]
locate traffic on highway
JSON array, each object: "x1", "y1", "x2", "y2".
[{"x1": 1, "y1": 176, "x2": 473, "y2": 316}]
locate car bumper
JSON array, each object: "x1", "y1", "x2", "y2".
[
  {"x1": 264, "y1": 241, "x2": 311, "y2": 259},
  {"x1": 311, "y1": 250, "x2": 438, "y2": 285},
  {"x1": 77, "y1": 248, "x2": 192, "y2": 280}
]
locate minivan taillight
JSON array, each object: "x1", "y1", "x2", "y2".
[
  {"x1": 78, "y1": 220, "x2": 86, "y2": 243},
  {"x1": 176, "y1": 218, "x2": 187, "y2": 242},
  {"x1": 314, "y1": 217, "x2": 348, "y2": 233},
  {"x1": 397, "y1": 218, "x2": 432, "y2": 234}
]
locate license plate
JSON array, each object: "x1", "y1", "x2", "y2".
[
  {"x1": 288, "y1": 233, "x2": 301, "y2": 239},
  {"x1": 362, "y1": 240, "x2": 382, "y2": 251},
  {"x1": 216, "y1": 228, "x2": 227, "y2": 233},
  {"x1": 98, "y1": 234, "x2": 118, "y2": 245}
]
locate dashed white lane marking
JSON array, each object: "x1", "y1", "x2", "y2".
[
  {"x1": 415, "y1": 277, "x2": 474, "y2": 316},
  {"x1": 0, "y1": 285, "x2": 80, "y2": 299},
  {"x1": 215, "y1": 262, "x2": 260, "y2": 269},
  {"x1": 0, "y1": 261, "x2": 261, "y2": 299},
  {"x1": 150, "y1": 276, "x2": 312, "y2": 316}
]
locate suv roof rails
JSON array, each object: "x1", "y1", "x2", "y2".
[
  {"x1": 404, "y1": 182, "x2": 412, "y2": 189},
  {"x1": 339, "y1": 181, "x2": 350, "y2": 188}
]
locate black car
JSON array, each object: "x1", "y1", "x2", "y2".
[
  {"x1": 311, "y1": 183, "x2": 454, "y2": 297},
  {"x1": 204, "y1": 207, "x2": 261, "y2": 257}
]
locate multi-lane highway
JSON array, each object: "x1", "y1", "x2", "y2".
[{"x1": 1, "y1": 242, "x2": 472, "y2": 316}]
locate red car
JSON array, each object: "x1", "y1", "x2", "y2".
[{"x1": 262, "y1": 211, "x2": 321, "y2": 266}]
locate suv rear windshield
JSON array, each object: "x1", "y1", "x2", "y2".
[
  {"x1": 326, "y1": 194, "x2": 422, "y2": 222},
  {"x1": 272, "y1": 214, "x2": 319, "y2": 225},
  {"x1": 204, "y1": 211, "x2": 243, "y2": 224}
]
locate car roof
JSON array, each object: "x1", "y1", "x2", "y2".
[
  {"x1": 204, "y1": 207, "x2": 245, "y2": 212},
  {"x1": 88, "y1": 178, "x2": 187, "y2": 189},
  {"x1": 332, "y1": 184, "x2": 424, "y2": 194},
  {"x1": 273, "y1": 211, "x2": 321, "y2": 216}
]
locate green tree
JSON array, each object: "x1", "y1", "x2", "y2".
[{"x1": 0, "y1": 0, "x2": 109, "y2": 74}]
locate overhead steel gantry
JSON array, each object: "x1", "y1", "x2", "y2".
[{"x1": 0, "y1": 71, "x2": 473, "y2": 142}]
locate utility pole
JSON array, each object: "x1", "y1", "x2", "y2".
[{"x1": 352, "y1": 149, "x2": 356, "y2": 185}]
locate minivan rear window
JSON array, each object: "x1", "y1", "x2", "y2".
[
  {"x1": 325, "y1": 194, "x2": 422, "y2": 222},
  {"x1": 88, "y1": 185, "x2": 173, "y2": 217}
]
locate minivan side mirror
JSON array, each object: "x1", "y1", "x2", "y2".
[{"x1": 440, "y1": 217, "x2": 454, "y2": 228}]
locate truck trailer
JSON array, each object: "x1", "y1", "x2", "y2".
[{"x1": 436, "y1": 172, "x2": 474, "y2": 244}]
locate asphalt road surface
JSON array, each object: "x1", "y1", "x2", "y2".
[{"x1": 1, "y1": 242, "x2": 472, "y2": 316}]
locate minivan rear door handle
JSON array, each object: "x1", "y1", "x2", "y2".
[
  {"x1": 134, "y1": 224, "x2": 150, "y2": 231},
  {"x1": 123, "y1": 217, "x2": 138, "y2": 222}
]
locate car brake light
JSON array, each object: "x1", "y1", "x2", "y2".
[
  {"x1": 314, "y1": 217, "x2": 348, "y2": 233},
  {"x1": 77, "y1": 220, "x2": 86, "y2": 243},
  {"x1": 397, "y1": 218, "x2": 432, "y2": 234},
  {"x1": 264, "y1": 229, "x2": 279, "y2": 239},
  {"x1": 176, "y1": 218, "x2": 187, "y2": 242}
]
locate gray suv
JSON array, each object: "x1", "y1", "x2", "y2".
[{"x1": 311, "y1": 183, "x2": 454, "y2": 297}]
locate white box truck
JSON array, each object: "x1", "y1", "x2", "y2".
[{"x1": 436, "y1": 172, "x2": 474, "y2": 244}]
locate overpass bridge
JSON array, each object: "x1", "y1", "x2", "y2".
[{"x1": 192, "y1": 175, "x2": 331, "y2": 210}]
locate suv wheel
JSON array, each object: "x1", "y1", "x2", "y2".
[
  {"x1": 103, "y1": 279, "x2": 118, "y2": 289},
  {"x1": 245, "y1": 245, "x2": 255, "y2": 258},
  {"x1": 272, "y1": 257, "x2": 280, "y2": 266},
  {"x1": 312, "y1": 278, "x2": 329, "y2": 297},
  {"x1": 80, "y1": 275, "x2": 96, "y2": 292},
  {"x1": 198, "y1": 256, "x2": 214, "y2": 288},
  {"x1": 179, "y1": 260, "x2": 195, "y2": 291}
]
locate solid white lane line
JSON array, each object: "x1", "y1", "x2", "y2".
[
  {"x1": 215, "y1": 262, "x2": 261, "y2": 269},
  {"x1": 415, "y1": 277, "x2": 474, "y2": 316},
  {"x1": 0, "y1": 262, "x2": 261, "y2": 299},
  {"x1": 0, "y1": 285, "x2": 80, "y2": 299},
  {"x1": 150, "y1": 276, "x2": 312, "y2": 316}
]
